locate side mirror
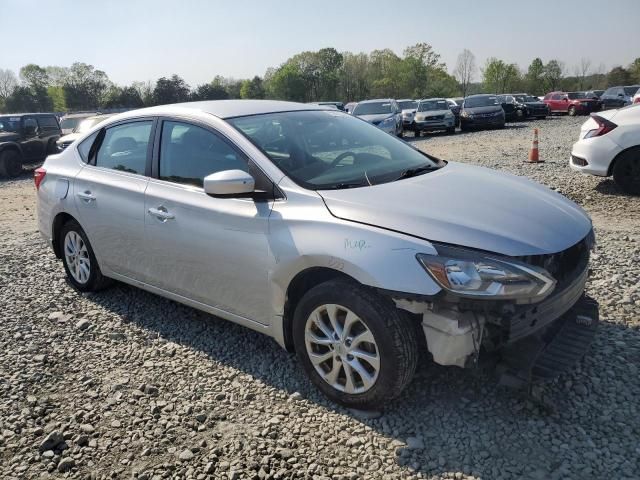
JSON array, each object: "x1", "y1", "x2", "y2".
[
  {"x1": 618, "y1": 93, "x2": 625, "y2": 98},
  {"x1": 203, "y1": 169, "x2": 255, "y2": 197}
]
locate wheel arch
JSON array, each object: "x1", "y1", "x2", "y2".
[
  {"x1": 51, "y1": 212, "x2": 81, "y2": 258},
  {"x1": 0, "y1": 142, "x2": 23, "y2": 157},
  {"x1": 282, "y1": 267, "x2": 360, "y2": 352},
  {"x1": 607, "y1": 144, "x2": 640, "y2": 176}
]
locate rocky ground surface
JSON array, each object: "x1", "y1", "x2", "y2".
[{"x1": 1, "y1": 115, "x2": 638, "y2": 479}]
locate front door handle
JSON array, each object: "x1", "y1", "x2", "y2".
[
  {"x1": 76, "y1": 191, "x2": 96, "y2": 202},
  {"x1": 148, "y1": 206, "x2": 175, "y2": 221}
]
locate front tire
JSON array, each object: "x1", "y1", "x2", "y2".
[
  {"x1": 446, "y1": 126, "x2": 455, "y2": 134},
  {"x1": 612, "y1": 148, "x2": 640, "y2": 195},
  {"x1": 292, "y1": 280, "x2": 419, "y2": 409},
  {"x1": 59, "y1": 220, "x2": 112, "y2": 291},
  {"x1": 568, "y1": 106, "x2": 577, "y2": 116},
  {"x1": 0, "y1": 149, "x2": 23, "y2": 178}
]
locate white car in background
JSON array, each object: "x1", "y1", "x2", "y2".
[
  {"x1": 59, "y1": 112, "x2": 100, "y2": 135},
  {"x1": 397, "y1": 99, "x2": 417, "y2": 128},
  {"x1": 570, "y1": 105, "x2": 640, "y2": 194},
  {"x1": 56, "y1": 114, "x2": 114, "y2": 151}
]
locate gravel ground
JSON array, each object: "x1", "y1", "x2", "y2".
[{"x1": 1, "y1": 115, "x2": 639, "y2": 480}]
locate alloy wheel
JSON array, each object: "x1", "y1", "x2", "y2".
[
  {"x1": 304, "y1": 304, "x2": 380, "y2": 394},
  {"x1": 64, "y1": 231, "x2": 91, "y2": 284}
]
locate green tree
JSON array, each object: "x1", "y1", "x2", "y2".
[
  {"x1": 266, "y1": 63, "x2": 306, "y2": 101},
  {"x1": 542, "y1": 60, "x2": 565, "y2": 91},
  {"x1": 629, "y1": 58, "x2": 640, "y2": 83},
  {"x1": 191, "y1": 82, "x2": 229, "y2": 101},
  {"x1": 240, "y1": 76, "x2": 265, "y2": 99},
  {"x1": 20, "y1": 64, "x2": 50, "y2": 90},
  {"x1": 152, "y1": 74, "x2": 190, "y2": 105},
  {"x1": 482, "y1": 58, "x2": 520, "y2": 93},
  {"x1": 526, "y1": 58, "x2": 545, "y2": 94},
  {"x1": 63, "y1": 62, "x2": 109, "y2": 110},
  {"x1": 607, "y1": 66, "x2": 631, "y2": 86},
  {"x1": 47, "y1": 86, "x2": 66, "y2": 111}
]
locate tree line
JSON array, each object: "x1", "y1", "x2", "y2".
[{"x1": 1, "y1": 45, "x2": 639, "y2": 114}]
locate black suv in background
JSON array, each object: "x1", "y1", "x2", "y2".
[
  {"x1": 512, "y1": 93, "x2": 550, "y2": 119},
  {"x1": 0, "y1": 114, "x2": 61, "y2": 178},
  {"x1": 460, "y1": 94, "x2": 505, "y2": 131}
]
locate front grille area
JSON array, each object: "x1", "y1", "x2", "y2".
[
  {"x1": 504, "y1": 232, "x2": 593, "y2": 342},
  {"x1": 516, "y1": 233, "x2": 591, "y2": 289}
]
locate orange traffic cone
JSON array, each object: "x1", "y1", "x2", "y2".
[{"x1": 526, "y1": 128, "x2": 544, "y2": 163}]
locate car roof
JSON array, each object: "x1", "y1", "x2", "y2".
[
  {"x1": 465, "y1": 94, "x2": 495, "y2": 98},
  {"x1": 418, "y1": 98, "x2": 447, "y2": 102},
  {"x1": 357, "y1": 98, "x2": 395, "y2": 104},
  {"x1": 62, "y1": 112, "x2": 100, "y2": 118},
  {"x1": 0, "y1": 113, "x2": 56, "y2": 117},
  {"x1": 108, "y1": 100, "x2": 330, "y2": 120}
]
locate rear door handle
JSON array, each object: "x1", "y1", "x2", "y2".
[
  {"x1": 76, "y1": 191, "x2": 96, "y2": 202},
  {"x1": 148, "y1": 206, "x2": 175, "y2": 221}
]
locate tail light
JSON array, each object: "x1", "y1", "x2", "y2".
[
  {"x1": 634, "y1": 97, "x2": 640, "y2": 104},
  {"x1": 584, "y1": 115, "x2": 617, "y2": 139},
  {"x1": 34, "y1": 168, "x2": 46, "y2": 190}
]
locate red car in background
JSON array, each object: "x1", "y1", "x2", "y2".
[{"x1": 543, "y1": 91, "x2": 601, "y2": 116}]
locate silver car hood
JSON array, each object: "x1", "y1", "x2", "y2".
[
  {"x1": 319, "y1": 162, "x2": 592, "y2": 256},
  {"x1": 357, "y1": 113, "x2": 394, "y2": 123}
]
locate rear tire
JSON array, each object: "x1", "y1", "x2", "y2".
[
  {"x1": 59, "y1": 220, "x2": 112, "y2": 292},
  {"x1": 612, "y1": 148, "x2": 640, "y2": 195},
  {"x1": 568, "y1": 106, "x2": 577, "y2": 116},
  {"x1": 292, "y1": 279, "x2": 419, "y2": 409},
  {"x1": 0, "y1": 149, "x2": 23, "y2": 178}
]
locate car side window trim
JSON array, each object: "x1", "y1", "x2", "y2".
[
  {"x1": 87, "y1": 117, "x2": 157, "y2": 178},
  {"x1": 150, "y1": 116, "x2": 283, "y2": 200}
]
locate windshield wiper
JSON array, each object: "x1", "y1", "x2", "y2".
[
  {"x1": 395, "y1": 165, "x2": 439, "y2": 180},
  {"x1": 332, "y1": 182, "x2": 366, "y2": 189}
]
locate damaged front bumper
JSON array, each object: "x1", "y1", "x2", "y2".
[{"x1": 392, "y1": 247, "x2": 599, "y2": 386}]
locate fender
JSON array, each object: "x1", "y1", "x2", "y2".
[{"x1": 0, "y1": 141, "x2": 24, "y2": 157}]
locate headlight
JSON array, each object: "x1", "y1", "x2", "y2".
[
  {"x1": 415, "y1": 115, "x2": 424, "y2": 121},
  {"x1": 416, "y1": 244, "x2": 556, "y2": 302},
  {"x1": 461, "y1": 111, "x2": 469, "y2": 118}
]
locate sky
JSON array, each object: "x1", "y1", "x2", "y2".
[{"x1": 2, "y1": 0, "x2": 639, "y2": 86}]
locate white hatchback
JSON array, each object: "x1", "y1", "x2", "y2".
[{"x1": 570, "y1": 105, "x2": 640, "y2": 194}]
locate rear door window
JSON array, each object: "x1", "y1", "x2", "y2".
[
  {"x1": 95, "y1": 121, "x2": 153, "y2": 175},
  {"x1": 37, "y1": 116, "x2": 59, "y2": 130}
]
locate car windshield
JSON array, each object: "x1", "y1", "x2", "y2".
[
  {"x1": 352, "y1": 102, "x2": 393, "y2": 115},
  {"x1": 73, "y1": 116, "x2": 109, "y2": 133},
  {"x1": 229, "y1": 110, "x2": 441, "y2": 190},
  {"x1": 398, "y1": 101, "x2": 417, "y2": 110},
  {"x1": 418, "y1": 100, "x2": 448, "y2": 112},
  {"x1": 0, "y1": 116, "x2": 21, "y2": 133},
  {"x1": 624, "y1": 86, "x2": 639, "y2": 96},
  {"x1": 464, "y1": 96, "x2": 498, "y2": 108},
  {"x1": 60, "y1": 117, "x2": 84, "y2": 130},
  {"x1": 568, "y1": 92, "x2": 587, "y2": 100},
  {"x1": 523, "y1": 95, "x2": 539, "y2": 102}
]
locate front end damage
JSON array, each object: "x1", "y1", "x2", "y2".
[{"x1": 392, "y1": 234, "x2": 599, "y2": 388}]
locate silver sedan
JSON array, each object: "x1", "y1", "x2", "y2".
[{"x1": 36, "y1": 100, "x2": 599, "y2": 409}]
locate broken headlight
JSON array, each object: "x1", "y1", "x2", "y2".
[{"x1": 416, "y1": 244, "x2": 556, "y2": 301}]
